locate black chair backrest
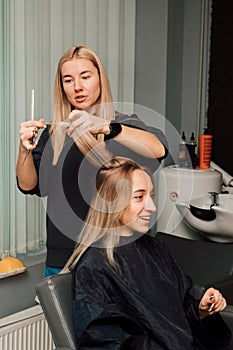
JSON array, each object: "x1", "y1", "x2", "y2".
[{"x1": 36, "y1": 272, "x2": 77, "y2": 350}]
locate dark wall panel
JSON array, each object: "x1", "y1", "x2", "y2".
[{"x1": 208, "y1": 1, "x2": 233, "y2": 175}]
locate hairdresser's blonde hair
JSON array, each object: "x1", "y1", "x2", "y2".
[
  {"x1": 63, "y1": 157, "x2": 150, "y2": 271},
  {"x1": 51, "y1": 45, "x2": 115, "y2": 164}
]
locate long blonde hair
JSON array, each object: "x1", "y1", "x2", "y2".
[
  {"x1": 50, "y1": 45, "x2": 115, "y2": 165},
  {"x1": 63, "y1": 157, "x2": 149, "y2": 271}
]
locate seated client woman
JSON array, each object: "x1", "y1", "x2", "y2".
[{"x1": 63, "y1": 157, "x2": 231, "y2": 349}]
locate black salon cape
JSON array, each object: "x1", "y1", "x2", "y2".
[{"x1": 72, "y1": 234, "x2": 231, "y2": 349}]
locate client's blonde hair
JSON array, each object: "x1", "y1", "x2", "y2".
[{"x1": 63, "y1": 157, "x2": 149, "y2": 271}]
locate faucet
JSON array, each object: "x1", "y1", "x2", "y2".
[{"x1": 208, "y1": 192, "x2": 219, "y2": 207}]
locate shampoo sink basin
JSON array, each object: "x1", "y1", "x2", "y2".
[{"x1": 176, "y1": 194, "x2": 233, "y2": 242}]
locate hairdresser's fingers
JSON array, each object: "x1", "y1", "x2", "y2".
[
  {"x1": 20, "y1": 118, "x2": 45, "y2": 130},
  {"x1": 68, "y1": 109, "x2": 100, "y2": 126},
  {"x1": 19, "y1": 120, "x2": 45, "y2": 141},
  {"x1": 72, "y1": 117, "x2": 109, "y2": 135},
  {"x1": 68, "y1": 110, "x2": 109, "y2": 135},
  {"x1": 67, "y1": 110, "x2": 85, "y2": 135},
  {"x1": 19, "y1": 119, "x2": 45, "y2": 151},
  {"x1": 68, "y1": 109, "x2": 82, "y2": 123},
  {"x1": 20, "y1": 127, "x2": 38, "y2": 151}
]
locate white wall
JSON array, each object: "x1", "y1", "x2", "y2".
[{"x1": 135, "y1": 0, "x2": 168, "y2": 116}]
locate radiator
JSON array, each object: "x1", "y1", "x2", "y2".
[{"x1": 0, "y1": 305, "x2": 54, "y2": 350}]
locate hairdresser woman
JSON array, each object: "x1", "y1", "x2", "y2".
[{"x1": 16, "y1": 45, "x2": 168, "y2": 276}]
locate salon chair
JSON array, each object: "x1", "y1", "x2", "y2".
[{"x1": 36, "y1": 272, "x2": 77, "y2": 350}]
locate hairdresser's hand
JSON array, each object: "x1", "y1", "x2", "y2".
[
  {"x1": 67, "y1": 110, "x2": 110, "y2": 137},
  {"x1": 19, "y1": 119, "x2": 45, "y2": 151},
  {"x1": 198, "y1": 287, "x2": 227, "y2": 320}
]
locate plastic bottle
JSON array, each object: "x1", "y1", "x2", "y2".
[
  {"x1": 199, "y1": 129, "x2": 213, "y2": 169},
  {"x1": 178, "y1": 131, "x2": 187, "y2": 167}
]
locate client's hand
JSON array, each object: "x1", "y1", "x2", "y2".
[{"x1": 198, "y1": 287, "x2": 227, "y2": 320}]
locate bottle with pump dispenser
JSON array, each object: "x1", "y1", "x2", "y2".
[
  {"x1": 179, "y1": 132, "x2": 197, "y2": 168},
  {"x1": 199, "y1": 129, "x2": 213, "y2": 169},
  {"x1": 186, "y1": 132, "x2": 197, "y2": 168},
  {"x1": 178, "y1": 131, "x2": 187, "y2": 167}
]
